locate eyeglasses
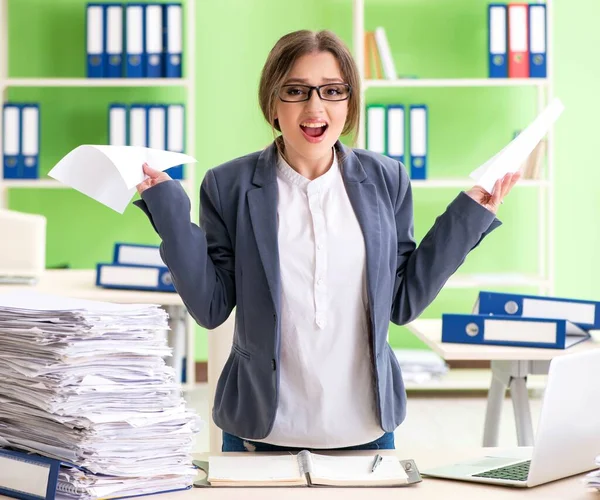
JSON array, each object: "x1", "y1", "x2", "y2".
[{"x1": 278, "y1": 83, "x2": 352, "y2": 103}]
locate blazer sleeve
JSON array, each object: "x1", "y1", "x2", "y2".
[
  {"x1": 133, "y1": 172, "x2": 235, "y2": 329},
  {"x1": 390, "y1": 164, "x2": 501, "y2": 325}
]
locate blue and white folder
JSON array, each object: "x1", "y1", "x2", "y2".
[
  {"x1": 164, "y1": 3, "x2": 183, "y2": 78},
  {"x1": 96, "y1": 263, "x2": 175, "y2": 292},
  {"x1": 104, "y1": 3, "x2": 123, "y2": 78},
  {"x1": 366, "y1": 105, "x2": 386, "y2": 155},
  {"x1": 114, "y1": 243, "x2": 164, "y2": 267},
  {"x1": 488, "y1": 4, "x2": 508, "y2": 78},
  {"x1": 129, "y1": 104, "x2": 148, "y2": 147},
  {"x1": 528, "y1": 4, "x2": 547, "y2": 78},
  {"x1": 409, "y1": 105, "x2": 427, "y2": 180},
  {"x1": 108, "y1": 104, "x2": 128, "y2": 146},
  {"x1": 20, "y1": 104, "x2": 39, "y2": 179},
  {"x1": 148, "y1": 104, "x2": 167, "y2": 151},
  {"x1": 125, "y1": 3, "x2": 145, "y2": 78},
  {"x1": 442, "y1": 313, "x2": 591, "y2": 350},
  {"x1": 165, "y1": 104, "x2": 185, "y2": 179},
  {"x1": 475, "y1": 291, "x2": 600, "y2": 330},
  {"x1": 3, "y1": 104, "x2": 20, "y2": 179},
  {"x1": 86, "y1": 3, "x2": 105, "y2": 78},
  {"x1": 145, "y1": 3, "x2": 164, "y2": 77},
  {"x1": 386, "y1": 105, "x2": 405, "y2": 165}
]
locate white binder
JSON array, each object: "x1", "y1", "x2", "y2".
[
  {"x1": 366, "y1": 105, "x2": 386, "y2": 155},
  {"x1": 125, "y1": 4, "x2": 144, "y2": 77},
  {"x1": 105, "y1": 4, "x2": 123, "y2": 77},
  {"x1": 3, "y1": 104, "x2": 20, "y2": 177},
  {"x1": 21, "y1": 104, "x2": 39, "y2": 177},
  {"x1": 109, "y1": 105, "x2": 127, "y2": 146},
  {"x1": 148, "y1": 105, "x2": 167, "y2": 150},
  {"x1": 167, "y1": 104, "x2": 185, "y2": 153},
  {"x1": 129, "y1": 105, "x2": 147, "y2": 147},
  {"x1": 387, "y1": 105, "x2": 405, "y2": 163},
  {"x1": 145, "y1": 4, "x2": 164, "y2": 77},
  {"x1": 86, "y1": 4, "x2": 104, "y2": 77}
]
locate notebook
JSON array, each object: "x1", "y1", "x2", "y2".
[{"x1": 193, "y1": 451, "x2": 421, "y2": 488}]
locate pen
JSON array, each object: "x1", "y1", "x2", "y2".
[{"x1": 370, "y1": 453, "x2": 382, "y2": 473}]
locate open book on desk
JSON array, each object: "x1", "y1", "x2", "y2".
[{"x1": 193, "y1": 450, "x2": 421, "y2": 488}]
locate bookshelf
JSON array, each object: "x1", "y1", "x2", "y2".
[
  {"x1": 353, "y1": 0, "x2": 555, "y2": 297},
  {"x1": 0, "y1": 0, "x2": 198, "y2": 389}
]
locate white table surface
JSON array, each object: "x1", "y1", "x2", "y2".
[{"x1": 405, "y1": 319, "x2": 600, "y2": 361}]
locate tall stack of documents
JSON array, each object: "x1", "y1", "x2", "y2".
[
  {"x1": 584, "y1": 457, "x2": 600, "y2": 490},
  {"x1": 0, "y1": 291, "x2": 200, "y2": 499}
]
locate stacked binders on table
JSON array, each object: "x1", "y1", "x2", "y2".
[{"x1": 0, "y1": 290, "x2": 201, "y2": 500}]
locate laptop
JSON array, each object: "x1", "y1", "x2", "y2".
[{"x1": 422, "y1": 348, "x2": 600, "y2": 487}]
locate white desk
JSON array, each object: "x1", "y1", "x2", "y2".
[
  {"x1": 0, "y1": 269, "x2": 195, "y2": 387},
  {"x1": 405, "y1": 319, "x2": 600, "y2": 447}
]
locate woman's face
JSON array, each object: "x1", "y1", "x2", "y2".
[{"x1": 275, "y1": 51, "x2": 349, "y2": 162}]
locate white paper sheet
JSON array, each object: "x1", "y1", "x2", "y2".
[
  {"x1": 470, "y1": 97, "x2": 564, "y2": 193},
  {"x1": 48, "y1": 145, "x2": 197, "y2": 214}
]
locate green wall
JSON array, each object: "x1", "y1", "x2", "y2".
[{"x1": 7, "y1": 0, "x2": 599, "y2": 361}]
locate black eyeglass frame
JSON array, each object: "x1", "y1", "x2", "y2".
[{"x1": 278, "y1": 83, "x2": 352, "y2": 103}]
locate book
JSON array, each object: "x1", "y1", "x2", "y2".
[{"x1": 193, "y1": 451, "x2": 421, "y2": 488}]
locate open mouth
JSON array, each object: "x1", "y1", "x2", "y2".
[{"x1": 300, "y1": 122, "x2": 328, "y2": 139}]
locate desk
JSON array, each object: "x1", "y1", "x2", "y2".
[
  {"x1": 405, "y1": 319, "x2": 600, "y2": 447},
  {"x1": 0, "y1": 269, "x2": 195, "y2": 387}
]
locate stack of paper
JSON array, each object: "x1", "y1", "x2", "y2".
[
  {"x1": 584, "y1": 456, "x2": 600, "y2": 490},
  {"x1": 0, "y1": 291, "x2": 201, "y2": 499}
]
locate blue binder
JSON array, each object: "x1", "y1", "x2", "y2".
[
  {"x1": 20, "y1": 104, "x2": 39, "y2": 179},
  {"x1": 475, "y1": 291, "x2": 600, "y2": 330},
  {"x1": 3, "y1": 104, "x2": 21, "y2": 179},
  {"x1": 104, "y1": 3, "x2": 124, "y2": 78},
  {"x1": 0, "y1": 448, "x2": 62, "y2": 500},
  {"x1": 386, "y1": 104, "x2": 405, "y2": 165},
  {"x1": 488, "y1": 4, "x2": 508, "y2": 78},
  {"x1": 442, "y1": 313, "x2": 591, "y2": 350},
  {"x1": 409, "y1": 105, "x2": 427, "y2": 180},
  {"x1": 164, "y1": 3, "x2": 183, "y2": 78},
  {"x1": 125, "y1": 3, "x2": 145, "y2": 78},
  {"x1": 528, "y1": 4, "x2": 547, "y2": 78},
  {"x1": 128, "y1": 104, "x2": 148, "y2": 147},
  {"x1": 86, "y1": 3, "x2": 105, "y2": 78},
  {"x1": 113, "y1": 242, "x2": 164, "y2": 266},
  {"x1": 108, "y1": 103, "x2": 128, "y2": 146},
  {"x1": 96, "y1": 263, "x2": 176, "y2": 292},
  {"x1": 165, "y1": 104, "x2": 185, "y2": 179},
  {"x1": 145, "y1": 3, "x2": 164, "y2": 77}
]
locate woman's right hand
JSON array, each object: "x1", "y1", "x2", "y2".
[{"x1": 136, "y1": 163, "x2": 172, "y2": 195}]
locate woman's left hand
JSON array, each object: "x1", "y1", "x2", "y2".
[{"x1": 465, "y1": 172, "x2": 521, "y2": 215}]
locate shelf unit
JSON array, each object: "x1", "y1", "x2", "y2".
[
  {"x1": 353, "y1": 0, "x2": 555, "y2": 295},
  {"x1": 0, "y1": 0, "x2": 198, "y2": 389}
]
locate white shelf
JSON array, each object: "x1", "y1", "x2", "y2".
[
  {"x1": 446, "y1": 273, "x2": 549, "y2": 289},
  {"x1": 365, "y1": 78, "x2": 548, "y2": 89},
  {"x1": 410, "y1": 179, "x2": 549, "y2": 189},
  {"x1": 2, "y1": 78, "x2": 189, "y2": 88}
]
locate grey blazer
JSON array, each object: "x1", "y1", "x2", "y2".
[{"x1": 135, "y1": 140, "x2": 501, "y2": 440}]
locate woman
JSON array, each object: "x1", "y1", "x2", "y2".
[{"x1": 135, "y1": 30, "x2": 519, "y2": 452}]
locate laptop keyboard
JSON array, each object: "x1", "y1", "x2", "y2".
[{"x1": 472, "y1": 460, "x2": 531, "y2": 482}]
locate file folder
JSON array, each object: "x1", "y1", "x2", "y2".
[
  {"x1": 508, "y1": 3, "x2": 529, "y2": 78},
  {"x1": 164, "y1": 3, "x2": 183, "y2": 78},
  {"x1": 474, "y1": 291, "x2": 600, "y2": 330},
  {"x1": 129, "y1": 104, "x2": 147, "y2": 147},
  {"x1": 113, "y1": 243, "x2": 165, "y2": 267},
  {"x1": 488, "y1": 4, "x2": 508, "y2": 78},
  {"x1": 96, "y1": 263, "x2": 176, "y2": 292},
  {"x1": 104, "y1": 3, "x2": 123, "y2": 78},
  {"x1": 125, "y1": 4, "x2": 145, "y2": 78},
  {"x1": 148, "y1": 105, "x2": 167, "y2": 152},
  {"x1": 145, "y1": 3, "x2": 164, "y2": 78},
  {"x1": 528, "y1": 4, "x2": 547, "y2": 78},
  {"x1": 386, "y1": 105, "x2": 405, "y2": 165},
  {"x1": 3, "y1": 104, "x2": 20, "y2": 179},
  {"x1": 442, "y1": 313, "x2": 591, "y2": 350},
  {"x1": 165, "y1": 104, "x2": 185, "y2": 179},
  {"x1": 409, "y1": 105, "x2": 427, "y2": 180},
  {"x1": 366, "y1": 105, "x2": 386, "y2": 155},
  {"x1": 20, "y1": 104, "x2": 39, "y2": 179},
  {"x1": 108, "y1": 104, "x2": 127, "y2": 146},
  {"x1": 86, "y1": 3, "x2": 105, "y2": 78}
]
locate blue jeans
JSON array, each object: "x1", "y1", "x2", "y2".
[{"x1": 222, "y1": 431, "x2": 395, "y2": 452}]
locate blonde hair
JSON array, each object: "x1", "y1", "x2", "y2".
[{"x1": 258, "y1": 30, "x2": 361, "y2": 152}]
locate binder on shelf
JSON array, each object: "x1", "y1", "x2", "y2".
[
  {"x1": 373, "y1": 27, "x2": 397, "y2": 80},
  {"x1": 164, "y1": 3, "x2": 183, "y2": 78},
  {"x1": 148, "y1": 104, "x2": 167, "y2": 151},
  {"x1": 507, "y1": 3, "x2": 529, "y2": 78},
  {"x1": 409, "y1": 105, "x2": 427, "y2": 180},
  {"x1": 166, "y1": 104, "x2": 185, "y2": 179},
  {"x1": 3, "y1": 104, "x2": 20, "y2": 179},
  {"x1": 125, "y1": 3, "x2": 145, "y2": 78},
  {"x1": 442, "y1": 313, "x2": 591, "y2": 350},
  {"x1": 109, "y1": 104, "x2": 128, "y2": 146},
  {"x1": 474, "y1": 291, "x2": 600, "y2": 330},
  {"x1": 96, "y1": 263, "x2": 176, "y2": 292},
  {"x1": 145, "y1": 3, "x2": 164, "y2": 78},
  {"x1": 114, "y1": 243, "x2": 164, "y2": 267},
  {"x1": 129, "y1": 104, "x2": 148, "y2": 147},
  {"x1": 104, "y1": 3, "x2": 123, "y2": 78},
  {"x1": 386, "y1": 105, "x2": 405, "y2": 165},
  {"x1": 488, "y1": 4, "x2": 508, "y2": 78},
  {"x1": 528, "y1": 3, "x2": 547, "y2": 78},
  {"x1": 20, "y1": 104, "x2": 39, "y2": 179},
  {"x1": 366, "y1": 105, "x2": 386, "y2": 155},
  {"x1": 86, "y1": 3, "x2": 105, "y2": 78}
]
